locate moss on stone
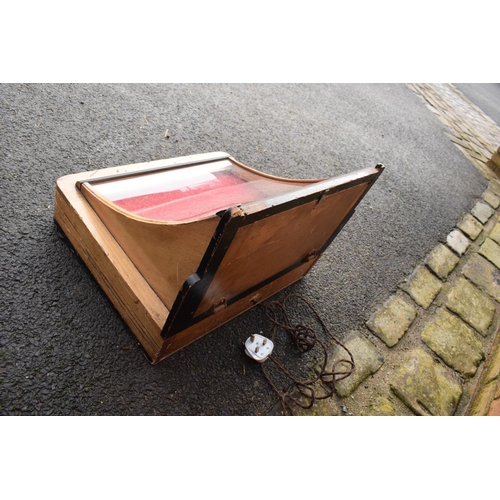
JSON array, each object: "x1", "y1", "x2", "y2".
[
  {"x1": 390, "y1": 348, "x2": 462, "y2": 416},
  {"x1": 403, "y1": 266, "x2": 442, "y2": 309},
  {"x1": 425, "y1": 244, "x2": 459, "y2": 279},
  {"x1": 479, "y1": 238, "x2": 500, "y2": 269},
  {"x1": 421, "y1": 308, "x2": 485, "y2": 377},
  {"x1": 366, "y1": 296, "x2": 416, "y2": 347},
  {"x1": 362, "y1": 397, "x2": 398, "y2": 416},
  {"x1": 445, "y1": 277, "x2": 495, "y2": 336}
]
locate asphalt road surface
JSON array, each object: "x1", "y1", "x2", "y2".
[
  {"x1": 0, "y1": 83, "x2": 492, "y2": 415},
  {"x1": 454, "y1": 83, "x2": 500, "y2": 127}
]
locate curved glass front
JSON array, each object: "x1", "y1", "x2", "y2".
[{"x1": 88, "y1": 159, "x2": 307, "y2": 222}]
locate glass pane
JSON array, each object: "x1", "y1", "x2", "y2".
[{"x1": 89, "y1": 159, "x2": 307, "y2": 222}]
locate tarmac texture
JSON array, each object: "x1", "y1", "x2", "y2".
[{"x1": 0, "y1": 83, "x2": 492, "y2": 415}]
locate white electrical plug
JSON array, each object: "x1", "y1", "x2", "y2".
[{"x1": 245, "y1": 333, "x2": 274, "y2": 363}]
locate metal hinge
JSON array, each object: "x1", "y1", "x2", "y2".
[
  {"x1": 303, "y1": 249, "x2": 317, "y2": 262},
  {"x1": 210, "y1": 298, "x2": 227, "y2": 314}
]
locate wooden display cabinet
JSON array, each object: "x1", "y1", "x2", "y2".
[{"x1": 54, "y1": 152, "x2": 383, "y2": 363}]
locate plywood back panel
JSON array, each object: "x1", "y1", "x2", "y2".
[
  {"x1": 156, "y1": 259, "x2": 318, "y2": 362},
  {"x1": 195, "y1": 182, "x2": 369, "y2": 316}
]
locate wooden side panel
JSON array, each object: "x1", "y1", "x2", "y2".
[
  {"x1": 54, "y1": 180, "x2": 168, "y2": 361},
  {"x1": 80, "y1": 184, "x2": 219, "y2": 310},
  {"x1": 195, "y1": 182, "x2": 369, "y2": 316}
]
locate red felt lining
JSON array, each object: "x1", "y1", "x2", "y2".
[{"x1": 113, "y1": 173, "x2": 264, "y2": 221}]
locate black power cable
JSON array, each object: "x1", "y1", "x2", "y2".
[{"x1": 256, "y1": 294, "x2": 355, "y2": 415}]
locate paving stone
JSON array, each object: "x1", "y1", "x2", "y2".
[
  {"x1": 469, "y1": 382, "x2": 498, "y2": 416},
  {"x1": 362, "y1": 397, "x2": 398, "y2": 416},
  {"x1": 292, "y1": 400, "x2": 337, "y2": 416},
  {"x1": 489, "y1": 179, "x2": 500, "y2": 198},
  {"x1": 483, "y1": 189, "x2": 500, "y2": 209},
  {"x1": 330, "y1": 331, "x2": 384, "y2": 397},
  {"x1": 479, "y1": 238, "x2": 500, "y2": 269},
  {"x1": 463, "y1": 253, "x2": 500, "y2": 303},
  {"x1": 471, "y1": 201, "x2": 494, "y2": 224},
  {"x1": 487, "y1": 398, "x2": 500, "y2": 416},
  {"x1": 366, "y1": 296, "x2": 416, "y2": 347},
  {"x1": 425, "y1": 243, "x2": 460, "y2": 279},
  {"x1": 421, "y1": 308, "x2": 485, "y2": 377},
  {"x1": 390, "y1": 348, "x2": 462, "y2": 416},
  {"x1": 446, "y1": 229, "x2": 470, "y2": 256},
  {"x1": 445, "y1": 276, "x2": 495, "y2": 336},
  {"x1": 403, "y1": 265, "x2": 442, "y2": 309},
  {"x1": 489, "y1": 222, "x2": 500, "y2": 245},
  {"x1": 457, "y1": 213, "x2": 483, "y2": 241}
]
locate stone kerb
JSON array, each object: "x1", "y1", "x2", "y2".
[
  {"x1": 305, "y1": 85, "x2": 500, "y2": 415},
  {"x1": 360, "y1": 178, "x2": 500, "y2": 416}
]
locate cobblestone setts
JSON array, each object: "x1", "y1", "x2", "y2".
[
  {"x1": 318, "y1": 84, "x2": 500, "y2": 416},
  {"x1": 479, "y1": 238, "x2": 500, "y2": 269},
  {"x1": 421, "y1": 308, "x2": 484, "y2": 377},
  {"x1": 366, "y1": 296, "x2": 416, "y2": 347},
  {"x1": 446, "y1": 229, "x2": 470, "y2": 256},
  {"x1": 425, "y1": 244, "x2": 459, "y2": 279},
  {"x1": 483, "y1": 190, "x2": 500, "y2": 209},
  {"x1": 445, "y1": 277, "x2": 496, "y2": 336},
  {"x1": 472, "y1": 202, "x2": 494, "y2": 224},
  {"x1": 390, "y1": 349, "x2": 462, "y2": 416},
  {"x1": 462, "y1": 254, "x2": 500, "y2": 303},
  {"x1": 458, "y1": 214, "x2": 483, "y2": 240},
  {"x1": 363, "y1": 397, "x2": 398, "y2": 416},
  {"x1": 330, "y1": 332, "x2": 384, "y2": 398},
  {"x1": 402, "y1": 266, "x2": 442, "y2": 309},
  {"x1": 365, "y1": 179, "x2": 500, "y2": 415},
  {"x1": 407, "y1": 83, "x2": 500, "y2": 180}
]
